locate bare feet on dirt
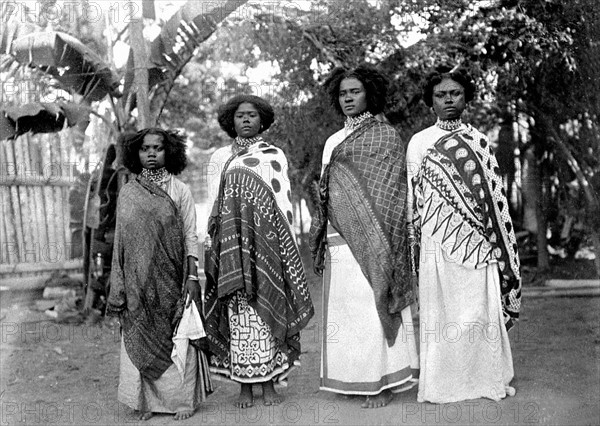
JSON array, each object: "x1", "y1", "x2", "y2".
[
  {"x1": 137, "y1": 411, "x2": 153, "y2": 421},
  {"x1": 361, "y1": 390, "x2": 393, "y2": 409},
  {"x1": 174, "y1": 409, "x2": 194, "y2": 420},
  {"x1": 236, "y1": 383, "x2": 254, "y2": 408},
  {"x1": 262, "y1": 380, "x2": 282, "y2": 406}
]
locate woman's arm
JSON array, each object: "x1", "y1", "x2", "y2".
[
  {"x1": 206, "y1": 148, "x2": 227, "y2": 216},
  {"x1": 178, "y1": 182, "x2": 202, "y2": 308},
  {"x1": 405, "y1": 137, "x2": 421, "y2": 226},
  {"x1": 405, "y1": 137, "x2": 422, "y2": 279}
]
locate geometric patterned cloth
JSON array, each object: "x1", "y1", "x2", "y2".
[
  {"x1": 413, "y1": 126, "x2": 521, "y2": 328},
  {"x1": 310, "y1": 117, "x2": 413, "y2": 346},
  {"x1": 204, "y1": 142, "x2": 314, "y2": 380},
  {"x1": 209, "y1": 291, "x2": 298, "y2": 384}
]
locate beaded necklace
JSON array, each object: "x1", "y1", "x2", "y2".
[
  {"x1": 344, "y1": 111, "x2": 373, "y2": 133},
  {"x1": 435, "y1": 117, "x2": 463, "y2": 131},
  {"x1": 140, "y1": 167, "x2": 170, "y2": 184},
  {"x1": 232, "y1": 135, "x2": 263, "y2": 154}
]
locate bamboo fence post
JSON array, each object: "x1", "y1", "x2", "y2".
[
  {"x1": 21, "y1": 134, "x2": 42, "y2": 264},
  {"x1": 0, "y1": 186, "x2": 12, "y2": 264},
  {"x1": 28, "y1": 133, "x2": 42, "y2": 258},
  {"x1": 7, "y1": 140, "x2": 24, "y2": 264},
  {"x1": 51, "y1": 132, "x2": 65, "y2": 264},
  {"x1": 1, "y1": 142, "x2": 17, "y2": 265},
  {"x1": 42, "y1": 134, "x2": 57, "y2": 265},
  {"x1": 60, "y1": 130, "x2": 73, "y2": 257},
  {"x1": 35, "y1": 134, "x2": 48, "y2": 266}
]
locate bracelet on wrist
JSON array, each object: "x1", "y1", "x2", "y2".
[{"x1": 187, "y1": 275, "x2": 199, "y2": 281}]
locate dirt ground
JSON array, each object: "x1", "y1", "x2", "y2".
[{"x1": 1, "y1": 263, "x2": 599, "y2": 426}]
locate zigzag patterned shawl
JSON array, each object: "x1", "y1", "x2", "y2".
[
  {"x1": 204, "y1": 144, "x2": 314, "y2": 363},
  {"x1": 414, "y1": 126, "x2": 521, "y2": 329},
  {"x1": 310, "y1": 118, "x2": 413, "y2": 347},
  {"x1": 107, "y1": 177, "x2": 185, "y2": 380}
]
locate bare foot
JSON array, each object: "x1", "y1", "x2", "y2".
[
  {"x1": 137, "y1": 411, "x2": 153, "y2": 420},
  {"x1": 361, "y1": 390, "x2": 393, "y2": 409},
  {"x1": 236, "y1": 383, "x2": 254, "y2": 408},
  {"x1": 505, "y1": 386, "x2": 516, "y2": 397},
  {"x1": 262, "y1": 380, "x2": 282, "y2": 406},
  {"x1": 174, "y1": 409, "x2": 195, "y2": 420}
]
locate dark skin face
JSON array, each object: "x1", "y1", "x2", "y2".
[
  {"x1": 339, "y1": 77, "x2": 368, "y2": 118},
  {"x1": 138, "y1": 134, "x2": 166, "y2": 169},
  {"x1": 432, "y1": 78, "x2": 467, "y2": 120},
  {"x1": 234, "y1": 102, "x2": 261, "y2": 138}
]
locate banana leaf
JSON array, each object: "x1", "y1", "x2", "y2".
[
  {"x1": 0, "y1": 102, "x2": 91, "y2": 140},
  {"x1": 145, "y1": 0, "x2": 248, "y2": 118},
  {"x1": 10, "y1": 31, "x2": 121, "y2": 102},
  {"x1": 0, "y1": 19, "x2": 38, "y2": 55}
]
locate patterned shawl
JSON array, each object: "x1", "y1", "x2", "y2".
[
  {"x1": 107, "y1": 177, "x2": 185, "y2": 380},
  {"x1": 204, "y1": 143, "x2": 314, "y2": 363},
  {"x1": 413, "y1": 126, "x2": 521, "y2": 329},
  {"x1": 309, "y1": 117, "x2": 413, "y2": 347}
]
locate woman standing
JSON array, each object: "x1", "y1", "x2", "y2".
[
  {"x1": 107, "y1": 128, "x2": 211, "y2": 421},
  {"x1": 204, "y1": 95, "x2": 314, "y2": 408},
  {"x1": 310, "y1": 65, "x2": 419, "y2": 408},
  {"x1": 406, "y1": 65, "x2": 521, "y2": 403}
]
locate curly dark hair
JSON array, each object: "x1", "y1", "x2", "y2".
[
  {"x1": 422, "y1": 65, "x2": 476, "y2": 107},
  {"x1": 121, "y1": 127, "x2": 188, "y2": 175},
  {"x1": 217, "y1": 95, "x2": 275, "y2": 138},
  {"x1": 323, "y1": 64, "x2": 389, "y2": 116}
]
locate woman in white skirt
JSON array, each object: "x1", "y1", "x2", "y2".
[
  {"x1": 407, "y1": 65, "x2": 521, "y2": 403},
  {"x1": 310, "y1": 64, "x2": 419, "y2": 409}
]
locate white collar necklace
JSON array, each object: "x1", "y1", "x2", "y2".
[
  {"x1": 140, "y1": 167, "x2": 170, "y2": 184},
  {"x1": 435, "y1": 117, "x2": 463, "y2": 131},
  {"x1": 344, "y1": 111, "x2": 373, "y2": 133}
]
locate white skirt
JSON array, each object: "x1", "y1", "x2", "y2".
[
  {"x1": 118, "y1": 337, "x2": 211, "y2": 413},
  {"x1": 320, "y1": 231, "x2": 419, "y2": 395},
  {"x1": 417, "y1": 234, "x2": 514, "y2": 403}
]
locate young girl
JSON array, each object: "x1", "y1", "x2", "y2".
[{"x1": 107, "y1": 128, "x2": 211, "y2": 420}]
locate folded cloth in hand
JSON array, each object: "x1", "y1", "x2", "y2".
[{"x1": 171, "y1": 296, "x2": 207, "y2": 382}]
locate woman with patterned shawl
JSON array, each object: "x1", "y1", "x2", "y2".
[
  {"x1": 309, "y1": 65, "x2": 419, "y2": 408},
  {"x1": 406, "y1": 65, "x2": 522, "y2": 403},
  {"x1": 107, "y1": 128, "x2": 212, "y2": 421},
  {"x1": 204, "y1": 95, "x2": 314, "y2": 408}
]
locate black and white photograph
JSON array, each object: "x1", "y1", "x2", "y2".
[{"x1": 0, "y1": 0, "x2": 598, "y2": 424}]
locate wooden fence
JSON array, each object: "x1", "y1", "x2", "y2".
[{"x1": 1, "y1": 130, "x2": 83, "y2": 287}]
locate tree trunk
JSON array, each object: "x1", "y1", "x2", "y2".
[
  {"x1": 496, "y1": 111, "x2": 517, "y2": 219},
  {"x1": 534, "y1": 166, "x2": 550, "y2": 272},
  {"x1": 530, "y1": 134, "x2": 550, "y2": 272},
  {"x1": 129, "y1": 18, "x2": 150, "y2": 129},
  {"x1": 521, "y1": 149, "x2": 538, "y2": 233}
]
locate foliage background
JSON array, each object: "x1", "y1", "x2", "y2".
[{"x1": 1, "y1": 0, "x2": 598, "y2": 275}]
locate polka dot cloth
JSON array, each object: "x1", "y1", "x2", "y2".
[{"x1": 226, "y1": 142, "x2": 295, "y2": 229}]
